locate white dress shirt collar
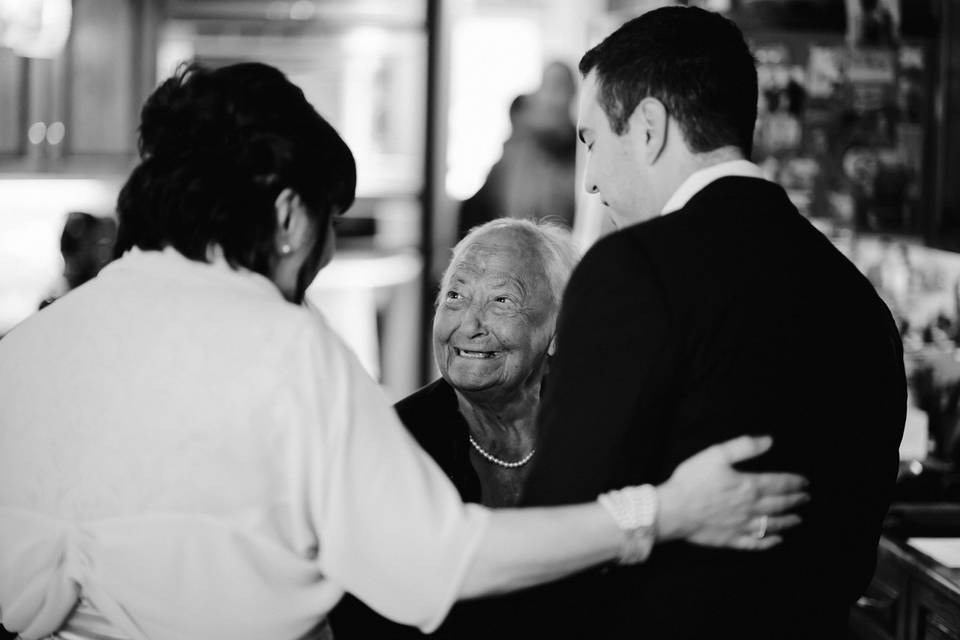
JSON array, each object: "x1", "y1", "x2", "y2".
[{"x1": 660, "y1": 159, "x2": 766, "y2": 216}]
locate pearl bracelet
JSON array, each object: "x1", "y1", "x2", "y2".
[{"x1": 597, "y1": 484, "x2": 658, "y2": 564}]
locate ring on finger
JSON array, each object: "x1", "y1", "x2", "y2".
[{"x1": 756, "y1": 515, "x2": 769, "y2": 540}]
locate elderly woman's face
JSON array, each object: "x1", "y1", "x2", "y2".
[{"x1": 434, "y1": 229, "x2": 556, "y2": 398}]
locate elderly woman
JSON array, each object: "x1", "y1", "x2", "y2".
[
  {"x1": 330, "y1": 218, "x2": 807, "y2": 638},
  {"x1": 402, "y1": 218, "x2": 578, "y2": 507}
]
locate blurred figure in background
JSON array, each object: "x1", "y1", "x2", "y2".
[
  {"x1": 39, "y1": 211, "x2": 116, "y2": 309},
  {"x1": 847, "y1": 0, "x2": 899, "y2": 46},
  {"x1": 457, "y1": 95, "x2": 528, "y2": 238},
  {"x1": 457, "y1": 61, "x2": 577, "y2": 239}
]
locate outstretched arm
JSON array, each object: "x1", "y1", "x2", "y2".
[
  {"x1": 458, "y1": 434, "x2": 807, "y2": 599},
  {"x1": 308, "y1": 311, "x2": 805, "y2": 631}
]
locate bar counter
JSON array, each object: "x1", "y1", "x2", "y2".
[{"x1": 850, "y1": 504, "x2": 960, "y2": 640}]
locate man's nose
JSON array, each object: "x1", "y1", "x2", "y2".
[{"x1": 583, "y1": 160, "x2": 599, "y2": 194}]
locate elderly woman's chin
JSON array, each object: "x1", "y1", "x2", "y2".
[
  {"x1": 440, "y1": 354, "x2": 524, "y2": 392},
  {"x1": 442, "y1": 360, "x2": 507, "y2": 393}
]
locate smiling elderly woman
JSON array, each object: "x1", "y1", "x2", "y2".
[
  {"x1": 420, "y1": 218, "x2": 577, "y2": 506},
  {"x1": 329, "y1": 220, "x2": 580, "y2": 638}
]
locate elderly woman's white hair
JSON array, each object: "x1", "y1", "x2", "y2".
[{"x1": 438, "y1": 218, "x2": 581, "y2": 307}]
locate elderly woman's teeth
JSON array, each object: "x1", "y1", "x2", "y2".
[{"x1": 457, "y1": 349, "x2": 497, "y2": 359}]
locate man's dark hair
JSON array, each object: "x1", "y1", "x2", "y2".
[
  {"x1": 114, "y1": 62, "x2": 356, "y2": 277},
  {"x1": 579, "y1": 6, "x2": 758, "y2": 156}
]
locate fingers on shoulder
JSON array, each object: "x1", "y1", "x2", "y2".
[{"x1": 715, "y1": 434, "x2": 773, "y2": 463}]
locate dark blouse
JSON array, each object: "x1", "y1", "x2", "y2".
[
  {"x1": 394, "y1": 378, "x2": 482, "y2": 503},
  {"x1": 329, "y1": 379, "x2": 509, "y2": 640}
]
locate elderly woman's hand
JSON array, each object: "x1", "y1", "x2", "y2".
[{"x1": 655, "y1": 435, "x2": 809, "y2": 550}]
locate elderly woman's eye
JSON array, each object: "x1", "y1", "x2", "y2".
[{"x1": 445, "y1": 290, "x2": 461, "y2": 301}]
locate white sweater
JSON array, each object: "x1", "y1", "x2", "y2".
[{"x1": 0, "y1": 247, "x2": 488, "y2": 640}]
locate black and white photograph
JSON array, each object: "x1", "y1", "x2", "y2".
[{"x1": 0, "y1": 1, "x2": 958, "y2": 638}]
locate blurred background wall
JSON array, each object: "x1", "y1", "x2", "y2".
[{"x1": 1, "y1": 0, "x2": 959, "y2": 403}]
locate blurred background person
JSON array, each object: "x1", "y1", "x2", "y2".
[
  {"x1": 457, "y1": 61, "x2": 577, "y2": 240},
  {"x1": 846, "y1": 0, "x2": 900, "y2": 46},
  {"x1": 456, "y1": 95, "x2": 528, "y2": 238},
  {"x1": 39, "y1": 211, "x2": 116, "y2": 309}
]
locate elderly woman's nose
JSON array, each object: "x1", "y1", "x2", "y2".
[{"x1": 458, "y1": 301, "x2": 489, "y2": 335}]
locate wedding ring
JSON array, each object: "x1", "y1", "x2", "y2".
[{"x1": 756, "y1": 515, "x2": 769, "y2": 540}]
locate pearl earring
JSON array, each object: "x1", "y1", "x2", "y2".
[{"x1": 280, "y1": 243, "x2": 293, "y2": 255}]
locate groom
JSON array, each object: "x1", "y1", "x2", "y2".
[{"x1": 519, "y1": 6, "x2": 906, "y2": 639}]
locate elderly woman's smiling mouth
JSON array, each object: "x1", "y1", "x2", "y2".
[{"x1": 454, "y1": 347, "x2": 504, "y2": 359}]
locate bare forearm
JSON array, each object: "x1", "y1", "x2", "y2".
[
  {"x1": 457, "y1": 502, "x2": 620, "y2": 599},
  {"x1": 455, "y1": 435, "x2": 808, "y2": 600},
  {"x1": 458, "y1": 482, "x2": 698, "y2": 599}
]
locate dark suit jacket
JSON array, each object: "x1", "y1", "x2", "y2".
[{"x1": 518, "y1": 176, "x2": 906, "y2": 639}]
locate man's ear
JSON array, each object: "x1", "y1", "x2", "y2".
[
  {"x1": 273, "y1": 188, "x2": 312, "y2": 254},
  {"x1": 629, "y1": 97, "x2": 669, "y2": 165}
]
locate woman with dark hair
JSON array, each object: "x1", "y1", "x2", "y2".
[
  {"x1": 0, "y1": 63, "x2": 806, "y2": 640},
  {"x1": 114, "y1": 61, "x2": 355, "y2": 301}
]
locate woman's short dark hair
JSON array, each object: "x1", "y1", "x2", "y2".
[
  {"x1": 114, "y1": 62, "x2": 356, "y2": 275},
  {"x1": 579, "y1": 6, "x2": 758, "y2": 157}
]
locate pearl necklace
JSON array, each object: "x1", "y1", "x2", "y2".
[{"x1": 468, "y1": 435, "x2": 536, "y2": 469}]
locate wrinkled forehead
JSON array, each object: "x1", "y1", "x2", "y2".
[{"x1": 450, "y1": 230, "x2": 552, "y2": 295}]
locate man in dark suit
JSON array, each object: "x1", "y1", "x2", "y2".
[{"x1": 519, "y1": 7, "x2": 906, "y2": 639}]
